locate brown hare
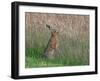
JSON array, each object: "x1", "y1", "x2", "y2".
[{"x1": 43, "y1": 24, "x2": 59, "y2": 59}]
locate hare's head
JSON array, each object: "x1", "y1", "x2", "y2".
[{"x1": 46, "y1": 24, "x2": 58, "y2": 36}]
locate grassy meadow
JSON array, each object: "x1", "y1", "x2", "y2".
[{"x1": 25, "y1": 12, "x2": 89, "y2": 68}]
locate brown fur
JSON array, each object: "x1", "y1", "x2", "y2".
[
  {"x1": 43, "y1": 25, "x2": 59, "y2": 59},
  {"x1": 46, "y1": 31, "x2": 58, "y2": 50}
]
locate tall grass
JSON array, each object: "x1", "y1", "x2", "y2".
[
  {"x1": 25, "y1": 34, "x2": 89, "y2": 68},
  {"x1": 25, "y1": 12, "x2": 89, "y2": 68}
]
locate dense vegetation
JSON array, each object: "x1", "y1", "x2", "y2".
[{"x1": 25, "y1": 12, "x2": 89, "y2": 68}]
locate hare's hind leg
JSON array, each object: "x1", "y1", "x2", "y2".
[{"x1": 43, "y1": 50, "x2": 55, "y2": 59}]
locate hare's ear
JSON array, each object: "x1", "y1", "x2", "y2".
[{"x1": 46, "y1": 24, "x2": 51, "y2": 30}]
